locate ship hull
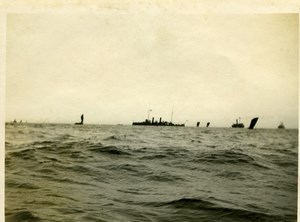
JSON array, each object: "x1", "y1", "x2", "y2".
[
  {"x1": 232, "y1": 123, "x2": 244, "y2": 128},
  {"x1": 132, "y1": 122, "x2": 185, "y2": 127}
]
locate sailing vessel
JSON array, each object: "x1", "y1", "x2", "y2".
[
  {"x1": 75, "y1": 114, "x2": 84, "y2": 125},
  {"x1": 248, "y1": 117, "x2": 259, "y2": 129}
]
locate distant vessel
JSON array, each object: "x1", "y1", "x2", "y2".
[
  {"x1": 248, "y1": 117, "x2": 259, "y2": 129},
  {"x1": 75, "y1": 114, "x2": 84, "y2": 125},
  {"x1": 206, "y1": 122, "x2": 210, "y2": 127},
  {"x1": 278, "y1": 122, "x2": 285, "y2": 129},
  {"x1": 133, "y1": 117, "x2": 185, "y2": 127},
  {"x1": 232, "y1": 118, "x2": 244, "y2": 128},
  {"x1": 196, "y1": 122, "x2": 200, "y2": 127},
  {"x1": 133, "y1": 117, "x2": 185, "y2": 126},
  {"x1": 133, "y1": 109, "x2": 185, "y2": 127}
]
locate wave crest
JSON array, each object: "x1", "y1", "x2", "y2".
[
  {"x1": 194, "y1": 150, "x2": 269, "y2": 169},
  {"x1": 90, "y1": 145, "x2": 130, "y2": 155},
  {"x1": 6, "y1": 211, "x2": 41, "y2": 222}
]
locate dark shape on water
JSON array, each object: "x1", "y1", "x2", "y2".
[
  {"x1": 248, "y1": 117, "x2": 258, "y2": 129},
  {"x1": 206, "y1": 122, "x2": 210, "y2": 127},
  {"x1": 196, "y1": 122, "x2": 200, "y2": 127},
  {"x1": 278, "y1": 122, "x2": 285, "y2": 129},
  {"x1": 133, "y1": 117, "x2": 185, "y2": 127},
  {"x1": 6, "y1": 211, "x2": 41, "y2": 222},
  {"x1": 133, "y1": 108, "x2": 185, "y2": 126},
  {"x1": 75, "y1": 114, "x2": 84, "y2": 125},
  {"x1": 7, "y1": 119, "x2": 23, "y2": 125},
  {"x1": 232, "y1": 118, "x2": 244, "y2": 128}
]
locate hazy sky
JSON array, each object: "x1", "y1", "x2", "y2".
[{"x1": 5, "y1": 13, "x2": 298, "y2": 128}]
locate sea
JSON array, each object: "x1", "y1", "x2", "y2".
[{"x1": 5, "y1": 124, "x2": 298, "y2": 222}]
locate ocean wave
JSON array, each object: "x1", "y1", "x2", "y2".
[
  {"x1": 89, "y1": 145, "x2": 130, "y2": 155},
  {"x1": 8, "y1": 148, "x2": 37, "y2": 160},
  {"x1": 193, "y1": 150, "x2": 269, "y2": 169},
  {"x1": 262, "y1": 153, "x2": 297, "y2": 168},
  {"x1": 146, "y1": 197, "x2": 293, "y2": 222},
  {"x1": 35, "y1": 140, "x2": 56, "y2": 145},
  {"x1": 151, "y1": 197, "x2": 215, "y2": 208},
  {"x1": 5, "y1": 125, "x2": 297, "y2": 222},
  {"x1": 6, "y1": 211, "x2": 41, "y2": 222},
  {"x1": 106, "y1": 163, "x2": 150, "y2": 175},
  {"x1": 145, "y1": 173, "x2": 185, "y2": 182},
  {"x1": 275, "y1": 160, "x2": 297, "y2": 167},
  {"x1": 201, "y1": 130, "x2": 212, "y2": 134},
  {"x1": 138, "y1": 146, "x2": 193, "y2": 160},
  {"x1": 36, "y1": 167, "x2": 57, "y2": 175},
  {"x1": 6, "y1": 180, "x2": 40, "y2": 190},
  {"x1": 44, "y1": 156, "x2": 60, "y2": 162},
  {"x1": 191, "y1": 139, "x2": 202, "y2": 143},
  {"x1": 216, "y1": 171, "x2": 249, "y2": 180},
  {"x1": 159, "y1": 147, "x2": 190, "y2": 158},
  {"x1": 29, "y1": 140, "x2": 58, "y2": 151},
  {"x1": 87, "y1": 142, "x2": 103, "y2": 148},
  {"x1": 139, "y1": 154, "x2": 169, "y2": 160},
  {"x1": 103, "y1": 135, "x2": 125, "y2": 141}
]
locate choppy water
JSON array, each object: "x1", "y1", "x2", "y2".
[{"x1": 5, "y1": 124, "x2": 298, "y2": 222}]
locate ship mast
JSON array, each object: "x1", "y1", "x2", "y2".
[{"x1": 147, "y1": 109, "x2": 152, "y2": 121}]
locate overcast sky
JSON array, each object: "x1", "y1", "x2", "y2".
[{"x1": 5, "y1": 13, "x2": 298, "y2": 128}]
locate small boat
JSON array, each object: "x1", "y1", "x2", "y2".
[
  {"x1": 278, "y1": 122, "x2": 285, "y2": 129},
  {"x1": 206, "y1": 122, "x2": 210, "y2": 127},
  {"x1": 232, "y1": 118, "x2": 244, "y2": 128},
  {"x1": 75, "y1": 114, "x2": 84, "y2": 125}
]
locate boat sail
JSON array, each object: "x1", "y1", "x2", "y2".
[{"x1": 75, "y1": 114, "x2": 84, "y2": 125}]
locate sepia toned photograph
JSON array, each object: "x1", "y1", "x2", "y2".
[{"x1": 4, "y1": 9, "x2": 298, "y2": 222}]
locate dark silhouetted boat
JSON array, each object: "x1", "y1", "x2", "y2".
[
  {"x1": 278, "y1": 122, "x2": 285, "y2": 129},
  {"x1": 232, "y1": 118, "x2": 244, "y2": 128},
  {"x1": 133, "y1": 117, "x2": 185, "y2": 127},
  {"x1": 248, "y1": 117, "x2": 258, "y2": 129},
  {"x1": 133, "y1": 109, "x2": 185, "y2": 127},
  {"x1": 75, "y1": 114, "x2": 84, "y2": 125},
  {"x1": 196, "y1": 122, "x2": 200, "y2": 127},
  {"x1": 206, "y1": 122, "x2": 210, "y2": 127}
]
